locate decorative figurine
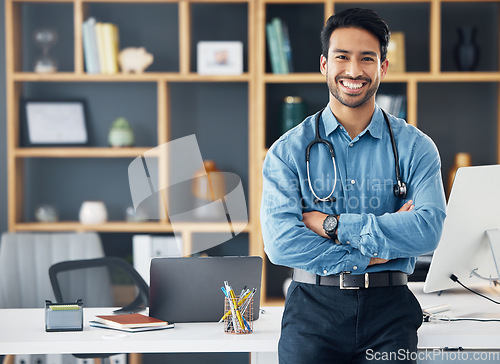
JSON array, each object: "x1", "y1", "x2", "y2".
[
  {"x1": 108, "y1": 117, "x2": 135, "y2": 147},
  {"x1": 118, "y1": 47, "x2": 154, "y2": 73},
  {"x1": 35, "y1": 204, "x2": 58, "y2": 222}
]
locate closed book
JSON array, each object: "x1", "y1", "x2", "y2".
[
  {"x1": 271, "y1": 18, "x2": 289, "y2": 74},
  {"x1": 281, "y1": 21, "x2": 293, "y2": 73},
  {"x1": 266, "y1": 23, "x2": 282, "y2": 74},
  {"x1": 95, "y1": 22, "x2": 108, "y2": 74},
  {"x1": 82, "y1": 17, "x2": 100, "y2": 74},
  {"x1": 101, "y1": 23, "x2": 119, "y2": 74},
  {"x1": 90, "y1": 320, "x2": 175, "y2": 332},
  {"x1": 94, "y1": 313, "x2": 171, "y2": 328}
]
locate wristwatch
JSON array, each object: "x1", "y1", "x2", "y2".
[{"x1": 322, "y1": 214, "x2": 338, "y2": 240}]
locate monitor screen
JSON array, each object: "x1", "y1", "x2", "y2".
[{"x1": 424, "y1": 165, "x2": 500, "y2": 293}]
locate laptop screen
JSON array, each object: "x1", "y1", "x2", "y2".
[{"x1": 149, "y1": 256, "x2": 262, "y2": 323}]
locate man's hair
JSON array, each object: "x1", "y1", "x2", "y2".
[{"x1": 320, "y1": 8, "x2": 390, "y2": 62}]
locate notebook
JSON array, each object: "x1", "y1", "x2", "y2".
[{"x1": 149, "y1": 256, "x2": 263, "y2": 323}]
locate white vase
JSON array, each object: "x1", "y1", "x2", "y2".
[{"x1": 79, "y1": 201, "x2": 108, "y2": 225}]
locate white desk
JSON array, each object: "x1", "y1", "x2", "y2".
[
  {"x1": 411, "y1": 282, "x2": 500, "y2": 351},
  {"x1": 0, "y1": 307, "x2": 281, "y2": 356},
  {"x1": 2, "y1": 283, "x2": 500, "y2": 360}
]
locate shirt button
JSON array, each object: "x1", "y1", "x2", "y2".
[
  {"x1": 353, "y1": 266, "x2": 358, "y2": 270},
  {"x1": 323, "y1": 270, "x2": 328, "y2": 275},
  {"x1": 346, "y1": 241, "x2": 351, "y2": 245},
  {"x1": 349, "y1": 143, "x2": 353, "y2": 147},
  {"x1": 374, "y1": 253, "x2": 378, "y2": 256},
  {"x1": 351, "y1": 180, "x2": 356, "y2": 185}
]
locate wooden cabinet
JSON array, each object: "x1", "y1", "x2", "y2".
[{"x1": 5, "y1": 0, "x2": 500, "y2": 305}]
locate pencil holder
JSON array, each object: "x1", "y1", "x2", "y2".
[{"x1": 224, "y1": 295, "x2": 253, "y2": 334}]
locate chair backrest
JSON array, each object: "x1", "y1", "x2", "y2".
[
  {"x1": 0, "y1": 232, "x2": 105, "y2": 308},
  {"x1": 49, "y1": 256, "x2": 149, "y2": 312}
]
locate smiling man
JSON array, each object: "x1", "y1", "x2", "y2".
[{"x1": 260, "y1": 8, "x2": 446, "y2": 363}]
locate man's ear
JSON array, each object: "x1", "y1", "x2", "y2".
[
  {"x1": 380, "y1": 58, "x2": 389, "y2": 80},
  {"x1": 320, "y1": 54, "x2": 327, "y2": 75}
]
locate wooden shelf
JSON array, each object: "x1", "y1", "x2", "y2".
[
  {"x1": 263, "y1": 72, "x2": 500, "y2": 84},
  {"x1": 14, "y1": 147, "x2": 154, "y2": 158},
  {"x1": 14, "y1": 221, "x2": 251, "y2": 233},
  {"x1": 13, "y1": 72, "x2": 252, "y2": 83}
]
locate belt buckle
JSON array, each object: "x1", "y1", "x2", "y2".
[{"x1": 340, "y1": 272, "x2": 369, "y2": 289}]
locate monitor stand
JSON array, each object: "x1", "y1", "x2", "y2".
[
  {"x1": 455, "y1": 229, "x2": 500, "y2": 320},
  {"x1": 486, "y1": 229, "x2": 500, "y2": 282}
]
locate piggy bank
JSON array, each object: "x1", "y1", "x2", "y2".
[{"x1": 118, "y1": 47, "x2": 154, "y2": 73}]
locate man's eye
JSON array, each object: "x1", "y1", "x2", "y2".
[
  {"x1": 362, "y1": 57, "x2": 375, "y2": 62},
  {"x1": 336, "y1": 55, "x2": 348, "y2": 60}
]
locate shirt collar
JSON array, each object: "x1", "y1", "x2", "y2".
[{"x1": 321, "y1": 104, "x2": 384, "y2": 140}]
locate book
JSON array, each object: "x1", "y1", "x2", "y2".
[
  {"x1": 94, "y1": 313, "x2": 171, "y2": 329},
  {"x1": 271, "y1": 18, "x2": 289, "y2": 74},
  {"x1": 266, "y1": 22, "x2": 282, "y2": 74},
  {"x1": 95, "y1": 22, "x2": 108, "y2": 74},
  {"x1": 89, "y1": 320, "x2": 175, "y2": 333},
  {"x1": 82, "y1": 17, "x2": 100, "y2": 74},
  {"x1": 102, "y1": 23, "x2": 120, "y2": 74},
  {"x1": 281, "y1": 21, "x2": 293, "y2": 73}
]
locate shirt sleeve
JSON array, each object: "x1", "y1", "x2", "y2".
[
  {"x1": 337, "y1": 133, "x2": 447, "y2": 260},
  {"x1": 260, "y1": 138, "x2": 371, "y2": 275}
]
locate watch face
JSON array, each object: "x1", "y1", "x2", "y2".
[{"x1": 323, "y1": 216, "x2": 337, "y2": 232}]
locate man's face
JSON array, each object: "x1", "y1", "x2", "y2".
[{"x1": 320, "y1": 27, "x2": 388, "y2": 109}]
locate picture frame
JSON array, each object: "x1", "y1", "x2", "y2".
[
  {"x1": 197, "y1": 41, "x2": 243, "y2": 75},
  {"x1": 22, "y1": 100, "x2": 89, "y2": 146},
  {"x1": 387, "y1": 32, "x2": 406, "y2": 73}
]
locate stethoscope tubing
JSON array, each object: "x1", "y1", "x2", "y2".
[{"x1": 306, "y1": 108, "x2": 406, "y2": 203}]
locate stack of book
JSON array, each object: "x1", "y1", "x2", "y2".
[
  {"x1": 82, "y1": 17, "x2": 120, "y2": 74},
  {"x1": 90, "y1": 313, "x2": 175, "y2": 333},
  {"x1": 266, "y1": 18, "x2": 293, "y2": 74}
]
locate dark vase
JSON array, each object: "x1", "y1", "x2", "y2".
[{"x1": 454, "y1": 27, "x2": 479, "y2": 71}]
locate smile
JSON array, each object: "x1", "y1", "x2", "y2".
[{"x1": 340, "y1": 80, "x2": 367, "y2": 92}]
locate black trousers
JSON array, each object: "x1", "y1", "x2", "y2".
[{"x1": 278, "y1": 281, "x2": 423, "y2": 364}]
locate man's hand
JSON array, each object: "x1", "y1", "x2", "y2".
[
  {"x1": 302, "y1": 211, "x2": 329, "y2": 238},
  {"x1": 368, "y1": 257, "x2": 389, "y2": 265},
  {"x1": 398, "y1": 200, "x2": 414, "y2": 212}
]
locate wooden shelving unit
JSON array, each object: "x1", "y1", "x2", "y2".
[
  {"x1": 5, "y1": 0, "x2": 500, "y2": 306},
  {"x1": 4, "y1": 0, "x2": 263, "y2": 298}
]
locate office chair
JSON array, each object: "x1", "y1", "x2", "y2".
[
  {"x1": 49, "y1": 257, "x2": 149, "y2": 364},
  {"x1": 0, "y1": 232, "x2": 105, "y2": 364}
]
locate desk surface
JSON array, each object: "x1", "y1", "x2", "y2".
[
  {"x1": 2, "y1": 283, "x2": 500, "y2": 355},
  {"x1": 0, "y1": 307, "x2": 282, "y2": 355},
  {"x1": 411, "y1": 282, "x2": 500, "y2": 350}
]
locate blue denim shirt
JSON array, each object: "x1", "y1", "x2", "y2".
[{"x1": 261, "y1": 105, "x2": 446, "y2": 276}]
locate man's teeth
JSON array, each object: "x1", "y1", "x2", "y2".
[{"x1": 342, "y1": 81, "x2": 363, "y2": 89}]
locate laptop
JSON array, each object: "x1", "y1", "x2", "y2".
[{"x1": 149, "y1": 256, "x2": 262, "y2": 323}]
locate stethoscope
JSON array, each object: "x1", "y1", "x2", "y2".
[{"x1": 305, "y1": 108, "x2": 407, "y2": 204}]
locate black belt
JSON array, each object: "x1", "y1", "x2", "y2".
[{"x1": 293, "y1": 268, "x2": 407, "y2": 289}]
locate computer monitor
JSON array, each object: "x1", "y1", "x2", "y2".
[{"x1": 424, "y1": 165, "x2": 500, "y2": 293}]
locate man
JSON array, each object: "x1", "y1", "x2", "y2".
[{"x1": 260, "y1": 8, "x2": 446, "y2": 363}]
